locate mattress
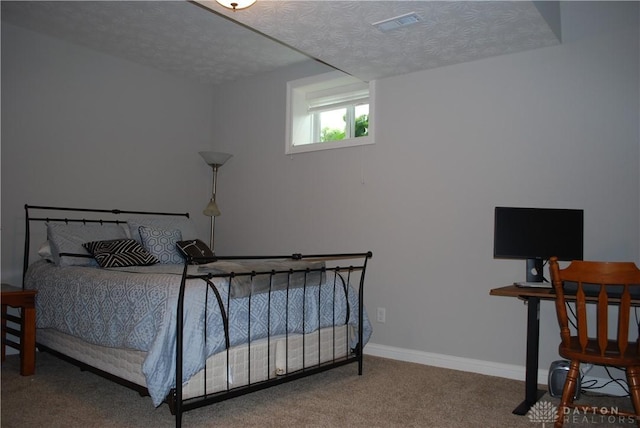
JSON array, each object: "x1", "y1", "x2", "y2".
[
  {"x1": 26, "y1": 259, "x2": 370, "y2": 406},
  {"x1": 36, "y1": 324, "x2": 350, "y2": 402}
]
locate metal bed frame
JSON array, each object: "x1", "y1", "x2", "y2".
[{"x1": 23, "y1": 205, "x2": 372, "y2": 428}]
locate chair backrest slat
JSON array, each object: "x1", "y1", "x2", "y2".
[
  {"x1": 575, "y1": 284, "x2": 589, "y2": 352},
  {"x1": 596, "y1": 285, "x2": 608, "y2": 355},
  {"x1": 619, "y1": 287, "x2": 631, "y2": 355}
]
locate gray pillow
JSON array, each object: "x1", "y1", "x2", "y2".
[
  {"x1": 46, "y1": 222, "x2": 128, "y2": 267},
  {"x1": 127, "y1": 216, "x2": 197, "y2": 243},
  {"x1": 138, "y1": 226, "x2": 183, "y2": 264}
]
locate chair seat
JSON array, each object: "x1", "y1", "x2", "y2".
[{"x1": 560, "y1": 337, "x2": 640, "y2": 367}]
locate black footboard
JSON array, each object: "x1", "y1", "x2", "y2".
[{"x1": 172, "y1": 252, "x2": 372, "y2": 428}]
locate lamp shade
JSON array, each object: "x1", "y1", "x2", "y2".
[
  {"x1": 216, "y1": 0, "x2": 256, "y2": 10},
  {"x1": 203, "y1": 199, "x2": 221, "y2": 217},
  {"x1": 199, "y1": 151, "x2": 232, "y2": 167}
]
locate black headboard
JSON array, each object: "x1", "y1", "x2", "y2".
[{"x1": 23, "y1": 204, "x2": 189, "y2": 283}]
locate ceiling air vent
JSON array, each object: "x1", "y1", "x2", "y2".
[{"x1": 372, "y1": 12, "x2": 423, "y2": 33}]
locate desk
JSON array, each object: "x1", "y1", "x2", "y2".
[
  {"x1": 1, "y1": 283, "x2": 37, "y2": 376},
  {"x1": 490, "y1": 285, "x2": 640, "y2": 415}
]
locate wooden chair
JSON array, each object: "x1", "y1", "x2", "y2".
[{"x1": 549, "y1": 257, "x2": 640, "y2": 428}]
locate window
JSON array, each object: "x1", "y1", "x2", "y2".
[{"x1": 286, "y1": 71, "x2": 375, "y2": 154}]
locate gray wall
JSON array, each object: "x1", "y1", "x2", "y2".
[
  {"x1": 206, "y1": 1, "x2": 640, "y2": 374},
  {"x1": 1, "y1": 2, "x2": 638, "y2": 382},
  {"x1": 1, "y1": 22, "x2": 216, "y2": 283}
]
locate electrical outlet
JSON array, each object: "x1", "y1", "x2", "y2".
[{"x1": 376, "y1": 307, "x2": 386, "y2": 323}]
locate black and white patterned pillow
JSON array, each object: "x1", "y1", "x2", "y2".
[
  {"x1": 176, "y1": 239, "x2": 215, "y2": 264},
  {"x1": 83, "y1": 239, "x2": 158, "y2": 268}
]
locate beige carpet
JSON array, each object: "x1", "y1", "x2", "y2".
[{"x1": 0, "y1": 352, "x2": 634, "y2": 427}]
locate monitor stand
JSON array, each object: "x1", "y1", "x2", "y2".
[{"x1": 526, "y1": 258, "x2": 544, "y2": 282}]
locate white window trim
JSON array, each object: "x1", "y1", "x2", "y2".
[{"x1": 286, "y1": 71, "x2": 376, "y2": 155}]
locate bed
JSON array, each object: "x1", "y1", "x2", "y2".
[{"x1": 21, "y1": 205, "x2": 372, "y2": 427}]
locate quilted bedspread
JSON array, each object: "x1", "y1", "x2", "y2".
[{"x1": 24, "y1": 260, "x2": 371, "y2": 406}]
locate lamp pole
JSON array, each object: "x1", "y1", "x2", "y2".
[{"x1": 209, "y1": 164, "x2": 219, "y2": 252}]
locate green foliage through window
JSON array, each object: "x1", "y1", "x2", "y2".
[
  {"x1": 321, "y1": 114, "x2": 369, "y2": 142},
  {"x1": 355, "y1": 114, "x2": 369, "y2": 137}
]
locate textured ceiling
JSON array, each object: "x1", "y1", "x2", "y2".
[{"x1": 1, "y1": 1, "x2": 560, "y2": 86}]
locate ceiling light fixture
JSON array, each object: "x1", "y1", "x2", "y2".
[{"x1": 216, "y1": 0, "x2": 256, "y2": 11}]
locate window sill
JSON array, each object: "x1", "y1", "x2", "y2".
[{"x1": 285, "y1": 136, "x2": 374, "y2": 155}]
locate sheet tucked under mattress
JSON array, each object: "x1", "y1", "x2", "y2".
[{"x1": 24, "y1": 260, "x2": 371, "y2": 406}]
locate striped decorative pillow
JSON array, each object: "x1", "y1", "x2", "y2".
[{"x1": 83, "y1": 239, "x2": 158, "y2": 268}]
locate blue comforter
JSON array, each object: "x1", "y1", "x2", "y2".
[{"x1": 24, "y1": 260, "x2": 371, "y2": 406}]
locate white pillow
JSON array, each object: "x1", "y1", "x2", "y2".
[
  {"x1": 46, "y1": 222, "x2": 128, "y2": 266},
  {"x1": 37, "y1": 241, "x2": 53, "y2": 262}
]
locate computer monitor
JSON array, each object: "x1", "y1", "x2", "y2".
[{"x1": 493, "y1": 207, "x2": 584, "y2": 282}]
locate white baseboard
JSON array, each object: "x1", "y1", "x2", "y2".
[{"x1": 363, "y1": 342, "x2": 628, "y2": 397}]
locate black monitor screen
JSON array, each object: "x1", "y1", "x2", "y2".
[{"x1": 493, "y1": 207, "x2": 584, "y2": 262}]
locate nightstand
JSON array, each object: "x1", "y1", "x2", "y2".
[{"x1": 1, "y1": 283, "x2": 37, "y2": 375}]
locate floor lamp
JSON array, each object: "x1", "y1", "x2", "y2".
[{"x1": 199, "y1": 151, "x2": 232, "y2": 252}]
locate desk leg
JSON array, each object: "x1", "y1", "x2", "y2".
[{"x1": 513, "y1": 296, "x2": 545, "y2": 415}]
